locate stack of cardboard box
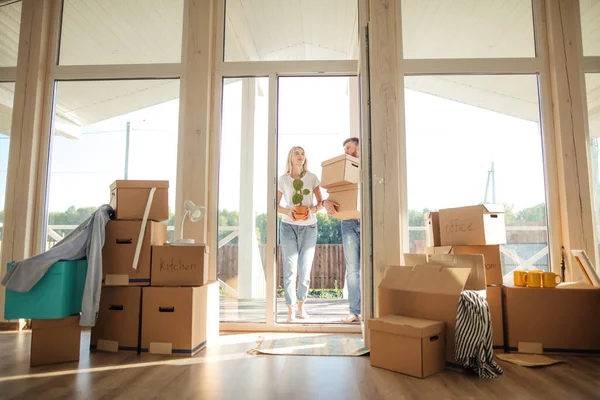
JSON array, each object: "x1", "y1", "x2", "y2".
[
  {"x1": 424, "y1": 204, "x2": 600, "y2": 357},
  {"x1": 320, "y1": 154, "x2": 360, "y2": 219},
  {"x1": 425, "y1": 204, "x2": 507, "y2": 351},
  {"x1": 90, "y1": 180, "x2": 169, "y2": 354},
  {"x1": 91, "y1": 180, "x2": 218, "y2": 357},
  {"x1": 368, "y1": 204, "x2": 503, "y2": 378}
]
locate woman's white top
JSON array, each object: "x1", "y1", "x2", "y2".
[{"x1": 278, "y1": 171, "x2": 320, "y2": 226}]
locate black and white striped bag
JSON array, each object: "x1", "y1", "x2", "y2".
[{"x1": 455, "y1": 290, "x2": 504, "y2": 378}]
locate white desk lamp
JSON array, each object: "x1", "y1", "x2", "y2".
[{"x1": 172, "y1": 200, "x2": 206, "y2": 245}]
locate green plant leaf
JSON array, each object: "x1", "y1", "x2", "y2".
[
  {"x1": 293, "y1": 179, "x2": 304, "y2": 191},
  {"x1": 303, "y1": 189, "x2": 310, "y2": 195},
  {"x1": 292, "y1": 193, "x2": 303, "y2": 205}
]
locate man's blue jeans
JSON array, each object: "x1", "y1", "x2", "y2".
[
  {"x1": 280, "y1": 222, "x2": 318, "y2": 307},
  {"x1": 341, "y1": 219, "x2": 360, "y2": 316}
]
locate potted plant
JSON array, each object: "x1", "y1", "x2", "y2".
[{"x1": 292, "y1": 167, "x2": 310, "y2": 220}]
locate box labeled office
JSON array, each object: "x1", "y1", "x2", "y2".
[{"x1": 439, "y1": 204, "x2": 506, "y2": 246}]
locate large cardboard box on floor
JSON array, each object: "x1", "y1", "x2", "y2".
[
  {"x1": 110, "y1": 180, "x2": 169, "y2": 222},
  {"x1": 326, "y1": 183, "x2": 360, "y2": 220},
  {"x1": 90, "y1": 287, "x2": 142, "y2": 353},
  {"x1": 425, "y1": 245, "x2": 504, "y2": 285},
  {"x1": 378, "y1": 265, "x2": 471, "y2": 364},
  {"x1": 426, "y1": 212, "x2": 441, "y2": 247},
  {"x1": 320, "y1": 154, "x2": 359, "y2": 188},
  {"x1": 103, "y1": 220, "x2": 167, "y2": 286},
  {"x1": 30, "y1": 315, "x2": 81, "y2": 367},
  {"x1": 369, "y1": 315, "x2": 445, "y2": 378},
  {"x1": 439, "y1": 204, "x2": 506, "y2": 246},
  {"x1": 504, "y1": 284, "x2": 600, "y2": 354},
  {"x1": 151, "y1": 244, "x2": 209, "y2": 286},
  {"x1": 403, "y1": 253, "x2": 486, "y2": 290},
  {"x1": 141, "y1": 281, "x2": 219, "y2": 356}
]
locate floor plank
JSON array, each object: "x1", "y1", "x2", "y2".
[{"x1": 0, "y1": 331, "x2": 599, "y2": 399}]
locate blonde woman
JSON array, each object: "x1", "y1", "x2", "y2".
[{"x1": 277, "y1": 146, "x2": 323, "y2": 322}]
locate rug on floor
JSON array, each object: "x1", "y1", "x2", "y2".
[{"x1": 249, "y1": 333, "x2": 369, "y2": 356}]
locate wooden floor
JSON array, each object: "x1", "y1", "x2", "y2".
[{"x1": 1, "y1": 330, "x2": 599, "y2": 400}]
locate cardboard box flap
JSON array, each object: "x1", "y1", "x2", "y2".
[
  {"x1": 482, "y1": 204, "x2": 505, "y2": 214},
  {"x1": 370, "y1": 315, "x2": 445, "y2": 338},
  {"x1": 404, "y1": 253, "x2": 486, "y2": 290},
  {"x1": 326, "y1": 183, "x2": 359, "y2": 193},
  {"x1": 110, "y1": 180, "x2": 169, "y2": 190},
  {"x1": 321, "y1": 154, "x2": 359, "y2": 167},
  {"x1": 380, "y1": 265, "x2": 470, "y2": 296},
  {"x1": 31, "y1": 315, "x2": 80, "y2": 330}
]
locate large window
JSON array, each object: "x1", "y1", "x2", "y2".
[
  {"x1": 0, "y1": 82, "x2": 15, "y2": 262},
  {"x1": 400, "y1": 0, "x2": 535, "y2": 59},
  {"x1": 586, "y1": 74, "x2": 600, "y2": 261},
  {"x1": 59, "y1": 0, "x2": 184, "y2": 65},
  {"x1": 405, "y1": 75, "x2": 549, "y2": 276},
  {"x1": 580, "y1": 0, "x2": 600, "y2": 57},
  {"x1": 0, "y1": 1, "x2": 21, "y2": 67},
  {"x1": 223, "y1": 0, "x2": 358, "y2": 62},
  {"x1": 45, "y1": 80, "x2": 179, "y2": 248}
]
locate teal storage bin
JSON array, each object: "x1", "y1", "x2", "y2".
[{"x1": 4, "y1": 260, "x2": 88, "y2": 320}]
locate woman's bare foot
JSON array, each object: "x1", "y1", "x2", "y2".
[
  {"x1": 342, "y1": 314, "x2": 361, "y2": 324},
  {"x1": 287, "y1": 306, "x2": 295, "y2": 322},
  {"x1": 298, "y1": 302, "x2": 309, "y2": 319}
]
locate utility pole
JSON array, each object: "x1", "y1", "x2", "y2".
[
  {"x1": 124, "y1": 121, "x2": 130, "y2": 179},
  {"x1": 484, "y1": 161, "x2": 496, "y2": 204}
]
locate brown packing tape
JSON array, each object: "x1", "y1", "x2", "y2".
[
  {"x1": 149, "y1": 342, "x2": 172, "y2": 355},
  {"x1": 518, "y1": 342, "x2": 544, "y2": 354},
  {"x1": 97, "y1": 339, "x2": 119, "y2": 353},
  {"x1": 105, "y1": 274, "x2": 130, "y2": 286}
]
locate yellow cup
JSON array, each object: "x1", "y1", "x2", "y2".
[
  {"x1": 542, "y1": 272, "x2": 562, "y2": 288},
  {"x1": 513, "y1": 270, "x2": 528, "y2": 287},
  {"x1": 526, "y1": 270, "x2": 543, "y2": 288}
]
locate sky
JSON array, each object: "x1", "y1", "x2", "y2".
[{"x1": 0, "y1": 76, "x2": 548, "y2": 226}]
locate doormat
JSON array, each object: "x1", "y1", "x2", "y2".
[{"x1": 248, "y1": 334, "x2": 369, "y2": 357}]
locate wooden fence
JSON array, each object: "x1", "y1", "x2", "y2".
[{"x1": 217, "y1": 244, "x2": 347, "y2": 290}]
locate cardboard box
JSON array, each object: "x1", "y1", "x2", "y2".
[
  {"x1": 110, "y1": 180, "x2": 169, "y2": 222},
  {"x1": 320, "y1": 154, "x2": 359, "y2": 188},
  {"x1": 151, "y1": 244, "x2": 208, "y2": 286},
  {"x1": 326, "y1": 183, "x2": 360, "y2": 220},
  {"x1": 504, "y1": 285, "x2": 600, "y2": 354},
  {"x1": 30, "y1": 315, "x2": 81, "y2": 367},
  {"x1": 141, "y1": 281, "x2": 219, "y2": 356},
  {"x1": 439, "y1": 204, "x2": 506, "y2": 246},
  {"x1": 369, "y1": 315, "x2": 445, "y2": 378},
  {"x1": 403, "y1": 253, "x2": 486, "y2": 291},
  {"x1": 425, "y1": 245, "x2": 504, "y2": 285},
  {"x1": 485, "y1": 285, "x2": 504, "y2": 350},
  {"x1": 90, "y1": 287, "x2": 142, "y2": 353},
  {"x1": 426, "y1": 212, "x2": 441, "y2": 247},
  {"x1": 378, "y1": 265, "x2": 471, "y2": 364},
  {"x1": 103, "y1": 220, "x2": 167, "y2": 286}
]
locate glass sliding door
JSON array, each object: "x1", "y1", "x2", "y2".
[
  {"x1": 217, "y1": 77, "x2": 269, "y2": 323},
  {"x1": 276, "y1": 76, "x2": 360, "y2": 324}
]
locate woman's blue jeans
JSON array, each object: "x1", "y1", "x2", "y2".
[{"x1": 280, "y1": 222, "x2": 317, "y2": 307}]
